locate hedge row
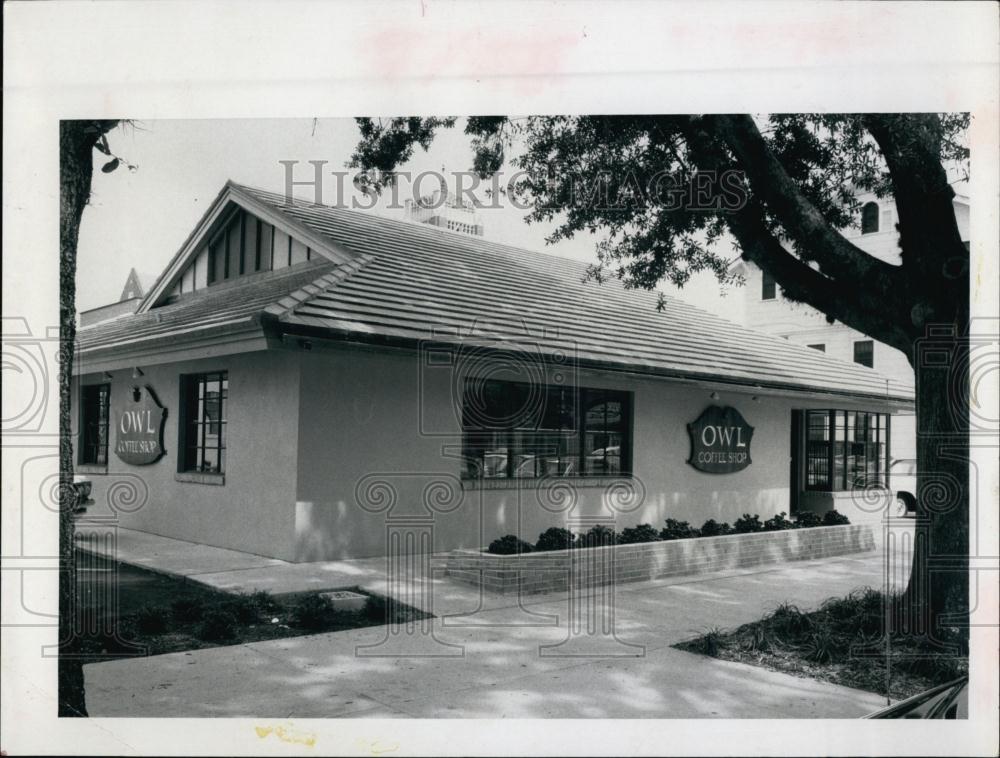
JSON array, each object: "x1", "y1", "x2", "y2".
[{"x1": 487, "y1": 510, "x2": 851, "y2": 555}]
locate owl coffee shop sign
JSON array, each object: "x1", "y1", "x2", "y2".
[
  {"x1": 114, "y1": 385, "x2": 167, "y2": 465},
  {"x1": 687, "y1": 405, "x2": 754, "y2": 474}
]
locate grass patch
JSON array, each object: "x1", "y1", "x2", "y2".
[
  {"x1": 674, "y1": 588, "x2": 968, "y2": 700},
  {"x1": 74, "y1": 549, "x2": 432, "y2": 664}
]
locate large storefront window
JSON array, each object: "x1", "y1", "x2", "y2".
[
  {"x1": 80, "y1": 383, "x2": 110, "y2": 465},
  {"x1": 804, "y1": 409, "x2": 888, "y2": 491},
  {"x1": 462, "y1": 379, "x2": 631, "y2": 479},
  {"x1": 180, "y1": 372, "x2": 228, "y2": 473}
]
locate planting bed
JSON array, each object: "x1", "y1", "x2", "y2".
[
  {"x1": 74, "y1": 549, "x2": 431, "y2": 664},
  {"x1": 445, "y1": 523, "x2": 877, "y2": 595},
  {"x1": 674, "y1": 589, "x2": 969, "y2": 701}
]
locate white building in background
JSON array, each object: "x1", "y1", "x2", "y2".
[
  {"x1": 730, "y1": 191, "x2": 970, "y2": 459},
  {"x1": 405, "y1": 189, "x2": 484, "y2": 236}
]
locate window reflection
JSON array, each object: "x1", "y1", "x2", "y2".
[{"x1": 462, "y1": 380, "x2": 630, "y2": 480}]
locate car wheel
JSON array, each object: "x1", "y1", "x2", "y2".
[{"x1": 894, "y1": 495, "x2": 911, "y2": 518}]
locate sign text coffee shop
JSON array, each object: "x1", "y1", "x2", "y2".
[{"x1": 73, "y1": 182, "x2": 914, "y2": 562}]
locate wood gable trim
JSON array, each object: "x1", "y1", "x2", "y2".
[{"x1": 137, "y1": 181, "x2": 358, "y2": 313}]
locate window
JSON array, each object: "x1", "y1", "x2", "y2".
[
  {"x1": 180, "y1": 372, "x2": 228, "y2": 474},
  {"x1": 861, "y1": 201, "x2": 880, "y2": 234},
  {"x1": 804, "y1": 409, "x2": 888, "y2": 490},
  {"x1": 761, "y1": 271, "x2": 777, "y2": 300},
  {"x1": 853, "y1": 340, "x2": 874, "y2": 368},
  {"x1": 807, "y1": 343, "x2": 826, "y2": 352},
  {"x1": 805, "y1": 410, "x2": 830, "y2": 488},
  {"x1": 582, "y1": 388, "x2": 628, "y2": 476},
  {"x1": 80, "y1": 384, "x2": 110, "y2": 465},
  {"x1": 461, "y1": 379, "x2": 631, "y2": 480}
]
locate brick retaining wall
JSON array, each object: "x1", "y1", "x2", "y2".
[{"x1": 444, "y1": 524, "x2": 877, "y2": 595}]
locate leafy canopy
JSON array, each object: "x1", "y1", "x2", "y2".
[
  {"x1": 348, "y1": 114, "x2": 969, "y2": 357},
  {"x1": 348, "y1": 114, "x2": 967, "y2": 318}
]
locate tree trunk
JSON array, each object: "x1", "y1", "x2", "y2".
[
  {"x1": 58, "y1": 119, "x2": 117, "y2": 717},
  {"x1": 899, "y1": 306, "x2": 969, "y2": 649}
]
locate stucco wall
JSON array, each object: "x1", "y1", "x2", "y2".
[
  {"x1": 73, "y1": 350, "x2": 302, "y2": 560},
  {"x1": 292, "y1": 343, "x2": 895, "y2": 562}
]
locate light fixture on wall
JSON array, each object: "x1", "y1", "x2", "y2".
[
  {"x1": 102, "y1": 372, "x2": 113, "y2": 381},
  {"x1": 709, "y1": 391, "x2": 719, "y2": 400},
  {"x1": 752, "y1": 396, "x2": 760, "y2": 403},
  {"x1": 131, "y1": 366, "x2": 144, "y2": 379}
]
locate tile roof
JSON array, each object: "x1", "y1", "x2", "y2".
[
  {"x1": 78, "y1": 181, "x2": 915, "y2": 403},
  {"x1": 76, "y1": 260, "x2": 337, "y2": 354}
]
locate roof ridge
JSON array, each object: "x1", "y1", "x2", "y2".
[{"x1": 232, "y1": 182, "x2": 643, "y2": 294}]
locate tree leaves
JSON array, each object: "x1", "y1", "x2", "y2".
[
  {"x1": 93, "y1": 131, "x2": 138, "y2": 174},
  {"x1": 346, "y1": 113, "x2": 968, "y2": 335},
  {"x1": 347, "y1": 117, "x2": 457, "y2": 188}
]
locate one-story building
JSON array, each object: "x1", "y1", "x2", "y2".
[{"x1": 72, "y1": 181, "x2": 914, "y2": 562}]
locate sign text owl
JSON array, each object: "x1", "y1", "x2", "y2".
[
  {"x1": 115, "y1": 385, "x2": 167, "y2": 465},
  {"x1": 687, "y1": 405, "x2": 754, "y2": 473}
]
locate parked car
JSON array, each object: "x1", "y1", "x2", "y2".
[
  {"x1": 863, "y1": 676, "x2": 967, "y2": 718},
  {"x1": 482, "y1": 452, "x2": 507, "y2": 478},
  {"x1": 586, "y1": 445, "x2": 621, "y2": 474},
  {"x1": 72, "y1": 475, "x2": 94, "y2": 514},
  {"x1": 889, "y1": 457, "x2": 918, "y2": 517}
]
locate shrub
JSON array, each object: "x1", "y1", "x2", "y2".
[
  {"x1": 767, "y1": 602, "x2": 812, "y2": 637},
  {"x1": 819, "y1": 588, "x2": 884, "y2": 637},
  {"x1": 822, "y1": 509, "x2": 851, "y2": 526},
  {"x1": 227, "y1": 590, "x2": 277, "y2": 624},
  {"x1": 248, "y1": 589, "x2": 279, "y2": 614},
  {"x1": 699, "y1": 519, "x2": 732, "y2": 537},
  {"x1": 763, "y1": 511, "x2": 795, "y2": 531},
  {"x1": 794, "y1": 511, "x2": 823, "y2": 529},
  {"x1": 487, "y1": 534, "x2": 534, "y2": 555},
  {"x1": 733, "y1": 513, "x2": 764, "y2": 534},
  {"x1": 618, "y1": 523, "x2": 661, "y2": 545},
  {"x1": 115, "y1": 616, "x2": 137, "y2": 644},
  {"x1": 660, "y1": 518, "x2": 699, "y2": 541},
  {"x1": 576, "y1": 524, "x2": 617, "y2": 548},
  {"x1": 743, "y1": 622, "x2": 771, "y2": 653},
  {"x1": 196, "y1": 608, "x2": 237, "y2": 641},
  {"x1": 365, "y1": 594, "x2": 390, "y2": 624},
  {"x1": 804, "y1": 626, "x2": 845, "y2": 664},
  {"x1": 535, "y1": 527, "x2": 576, "y2": 552},
  {"x1": 820, "y1": 593, "x2": 865, "y2": 622},
  {"x1": 896, "y1": 649, "x2": 965, "y2": 682},
  {"x1": 702, "y1": 626, "x2": 723, "y2": 657},
  {"x1": 292, "y1": 593, "x2": 334, "y2": 630},
  {"x1": 365, "y1": 594, "x2": 417, "y2": 625},
  {"x1": 171, "y1": 596, "x2": 207, "y2": 624},
  {"x1": 134, "y1": 605, "x2": 168, "y2": 635}
]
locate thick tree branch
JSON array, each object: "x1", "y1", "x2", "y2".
[
  {"x1": 727, "y1": 198, "x2": 913, "y2": 354},
  {"x1": 679, "y1": 116, "x2": 912, "y2": 351},
  {"x1": 863, "y1": 114, "x2": 968, "y2": 313},
  {"x1": 709, "y1": 114, "x2": 901, "y2": 288}
]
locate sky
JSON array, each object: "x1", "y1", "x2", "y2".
[{"x1": 76, "y1": 118, "x2": 744, "y2": 319}]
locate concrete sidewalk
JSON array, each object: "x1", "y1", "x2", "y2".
[
  {"x1": 80, "y1": 527, "x2": 907, "y2": 718},
  {"x1": 76, "y1": 527, "x2": 493, "y2": 617}
]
